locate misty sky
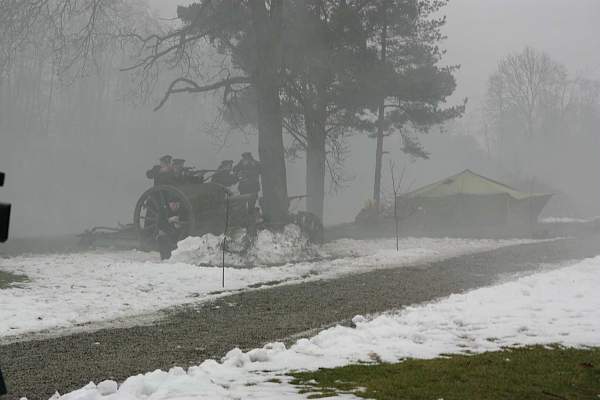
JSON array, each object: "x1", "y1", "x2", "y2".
[
  {"x1": 442, "y1": 0, "x2": 600, "y2": 103},
  {"x1": 149, "y1": 0, "x2": 600, "y2": 104},
  {"x1": 2, "y1": 0, "x2": 600, "y2": 236}
]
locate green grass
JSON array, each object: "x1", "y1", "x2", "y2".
[
  {"x1": 290, "y1": 346, "x2": 600, "y2": 399},
  {"x1": 0, "y1": 269, "x2": 28, "y2": 289}
]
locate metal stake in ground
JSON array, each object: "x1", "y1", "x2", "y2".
[
  {"x1": 389, "y1": 161, "x2": 399, "y2": 251},
  {"x1": 222, "y1": 191, "x2": 230, "y2": 287}
]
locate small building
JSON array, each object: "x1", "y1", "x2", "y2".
[{"x1": 397, "y1": 170, "x2": 552, "y2": 234}]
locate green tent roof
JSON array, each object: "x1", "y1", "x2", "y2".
[{"x1": 404, "y1": 170, "x2": 551, "y2": 200}]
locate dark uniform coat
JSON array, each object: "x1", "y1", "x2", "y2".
[
  {"x1": 234, "y1": 159, "x2": 261, "y2": 194},
  {"x1": 211, "y1": 169, "x2": 237, "y2": 187},
  {"x1": 155, "y1": 200, "x2": 190, "y2": 260},
  {"x1": 146, "y1": 166, "x2": 175, "y2": 186}
]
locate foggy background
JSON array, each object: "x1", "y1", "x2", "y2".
[{"x1": 1, "y1": 0, "x2": 599, "y2": 237}]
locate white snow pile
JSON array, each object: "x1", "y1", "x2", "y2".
[
  {"x1": 540, "y1": 216, "x2": 600, "y2": 224},
  {"x1": 171, "y1": 224, "x2": 318, "y2": 267},
  {"x1": 48, "y1": 255, "x2": 600, "y2": 400},
  {"x1": 0, "y1": 237, "x2": 539, "y2": 340}
]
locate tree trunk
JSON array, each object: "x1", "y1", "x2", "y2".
[
  {"x1": 251, "y1": 0, "x2": 289, "y2": 225},
  {"x1": 372, "y1": 9, "x2": 388, "y2": 212},
  {"x1": 373, "y1": 101, "x2": 385, "y2": 211},
  {"x1": 255, "y1": 77, "x2": 289, "y2": 225},
  {"x1": 305, "y1": 110, "x2": 326, "y2": 221}
]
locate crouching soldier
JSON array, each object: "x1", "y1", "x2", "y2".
[{"x1": 156, "y1": 198, "x2": 186, "y2": 260}]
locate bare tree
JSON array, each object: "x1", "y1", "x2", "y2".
[
  {"x1": 0, "y1": 0, "x2": 146, "y2": 82},
  {"x1": 485, "y1": 47, "x2": 600, "y2": 216},
  {"x1": 486, "y1": 47, "x2": 568, "y2": 139}
]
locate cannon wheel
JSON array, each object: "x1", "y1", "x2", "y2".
[
  {"x1": 293, "y1": 211, "x2": 324, "y2": 243},
  {"x1": 133, "y1": 185, "x2": 196, "y2": 250}
]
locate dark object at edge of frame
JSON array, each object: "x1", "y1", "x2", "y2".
[
  {"x1": 0, "y1": 365, "x2": 7, "y2": 395},
  {"x1": 0, "y1": 171, "x2": 9, "y2": 243},
  {"x1": 1, "y1": 172, "x2": 11, "y2": 394}
]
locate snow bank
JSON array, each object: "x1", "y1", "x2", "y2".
[
  {"x1": 49, "y1": 256, "x2": 600, "y2": 400},
  {"x1": 540, "y1": 216, "x2": 600, "y2": 224},
  {"x1": 171, "y1": 224, "x2": 318, "y2": 267},
  {"x1": 0, "y1": 237, "x2": 537, "y2": 340}
]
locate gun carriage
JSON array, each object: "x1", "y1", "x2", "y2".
[
  {"x1": 80, "y1": 170, "x2": 323, "y2": 251},
  {"x1": 134, "y1": 182, "x2": 256, "y2": 250}
]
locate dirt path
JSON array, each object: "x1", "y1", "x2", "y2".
[{"x1": 2, "y1": 236, "x2": 600, "y2": 400}]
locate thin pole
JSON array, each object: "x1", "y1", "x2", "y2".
[
  {"x1": 389, "y1": 160, "x2": 399, "y2": 251},
  {"x1": 528, "y1": 178, "x2": 534, "y2": 235},
  {"x1": 222, "y1": 192, "x2": 230, "y2": 288},
  {"x1": 394, "y1": 194, "x2": 399, "y2": 251}
]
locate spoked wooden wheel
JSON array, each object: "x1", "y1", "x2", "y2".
[{"x1": 133, "y1": 185, "x2": 196, "y2": 250}]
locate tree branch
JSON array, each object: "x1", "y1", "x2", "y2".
[{"x1": 154, "y1": 76, "x2": 252, "y2": 111}]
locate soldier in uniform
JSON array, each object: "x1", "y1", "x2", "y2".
[
  {"x1": 156, "y1": 198, "x2": 187, "y2": 260},
  {"x1": 233, "y1": 152, "x2": 261, "y2": 223},
  {"x1": 172, "y1": 158, "x2": 186, "y2": 183},
  {"x1": 146, "y1": 155, "x2": 174, "y2": 185},
  {"x1": 234, "y1": 152, "x2": 261, "y2": 195},
  {"x1": 211, "y1": 160, "x2": 237, "y2": 187}
]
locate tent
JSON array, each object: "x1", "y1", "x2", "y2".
[{"x1": 397, "y1": 170, "x2": 552, "y2": 232}]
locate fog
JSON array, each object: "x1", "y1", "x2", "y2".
[{"x1": 1, "y1": 0, "x2": 599, "y2": 238}]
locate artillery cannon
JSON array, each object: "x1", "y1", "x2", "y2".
[
  {"x1": 134, "y1": 182, "x2": 256, "y2": 250},
  {"x1": 80, "y1": 179, "x2": 323, "y2": 252}
]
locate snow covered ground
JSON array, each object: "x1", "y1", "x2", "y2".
[
  {"x1": 48, "y1": 255, "x2": 600, "y2": 400},
  {"x1": 540, "y1": 216, "x2": 600, "y2": 224},
  {"x1": 0, "y1": 235, "x2": 536, "y2": 340}
]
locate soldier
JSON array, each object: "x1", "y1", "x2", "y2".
[
  {"x1": 233, "y1": 152, "x2": 261, "y2": 195},
  {"x1": 156, "y1": 198, "x2": 186, "y2": 260},
  {"x1": 211, "y1": 160, "x2": 237, "y2": 187},
  {"x1": 146, "y1": 155, "x2": 174, "y2": 185},
  {"x1": 234, "y1": 152, "x2": 261, "y2": 216},
  {"x1": 172, "y1": 158, "x2": 186, "y2": 183}
]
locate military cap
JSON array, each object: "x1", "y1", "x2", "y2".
[
  {"x1": 241, "y1": 152, "x2": 252, "y2": 158},
  {"x1": 160, "y1": 155, "x2": 173, "y2": 163}
]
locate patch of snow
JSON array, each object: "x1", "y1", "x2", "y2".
[
  {"x1": 49, "y1": 256, "x2": 600, "y2": 400},
  {"x1": 171, "y1": 224, "x2": 318, "y2": 267},
  {"x1": 540, "y1": 216, "x2": 600, "y2": 224},
  {"x1": 96, "y1": 380, "x2": 118, "y2": 396},
  {"x1": 0, "y1": 236, "x2": 538, "y2": 340}
]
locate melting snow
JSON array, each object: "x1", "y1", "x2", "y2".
[
  {"x1": 540, "y1": 216, "x2": 600, "y2": 224},
  {"x1": 48, "y1": 255, "x2": 600, "y2": 400},
  {"x1": 171, "y1": 224, "x2": 318, "y2": 267},
  {"x1": 1, "y1": 234, "x2": 537, "y2": 340}
]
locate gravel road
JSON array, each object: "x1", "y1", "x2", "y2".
[{"x1": 2, "y1": 235, "x2": 600, "y2": 400}]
